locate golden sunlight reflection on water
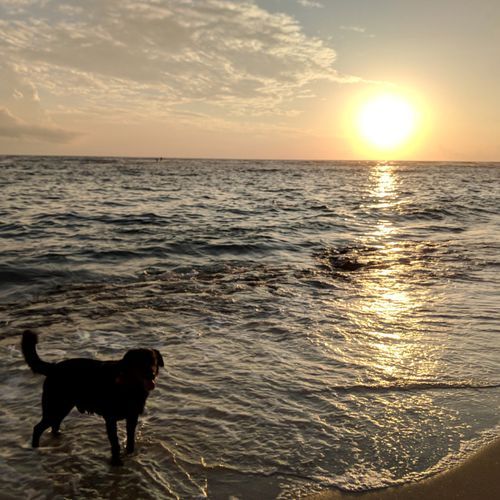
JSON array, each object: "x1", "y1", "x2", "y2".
[{"x1": 359, "y1": 164, "x2": 440, "y2": 381}]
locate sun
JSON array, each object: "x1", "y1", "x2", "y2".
[{"x1": 357, "y1": 93, "x2": 417, "y2": 151}]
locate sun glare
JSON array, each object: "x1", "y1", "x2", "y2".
[{"x1": 357, "y1": 94, "x2": 417, "y2": 151}]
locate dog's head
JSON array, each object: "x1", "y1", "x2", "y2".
[{"x1": 119, "y1": 348, "x2": 164, "y2": 392}]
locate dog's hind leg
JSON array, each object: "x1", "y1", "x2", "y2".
[
  {"x1": 33, "y1": 385, "x2": 53, "y2": 447},
  {"x1": 32, "y1": 418, "x2": 51, "y2": 447},
  {"x1": 33, "y1": 403, "x2": 73, "y2": 446},
  {"x1": 34, "y1": 381, "x2": 74, "y2": 445},
  {"x1": 50, "y1": 402, "x2": 73, "y2": 436}
]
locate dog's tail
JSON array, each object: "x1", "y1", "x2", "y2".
[{"x1": 21, "y1": 330, "x2": 54, "y2": 376}]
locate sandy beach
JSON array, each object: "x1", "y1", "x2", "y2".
[{"x1": 308, "y1": 437, "x2": 500, "y2": 500}]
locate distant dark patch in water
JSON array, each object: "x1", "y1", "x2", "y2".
[
  {"x1": 314, "y1": 246, "x2": 378, "y2": 274},
  {"x1": 313, "y1": 241, "x2": 481, "y2": 284}
]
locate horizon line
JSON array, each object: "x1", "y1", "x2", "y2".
[{"x1": 1, "y1": 153, "x2": 499, "y2": 164}]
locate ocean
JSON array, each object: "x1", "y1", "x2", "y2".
[{"x1": 0, "y1": 156, "x2": 499, "y2": 499}]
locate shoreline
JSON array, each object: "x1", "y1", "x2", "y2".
[{"x1": 307, "y1": 436, "x2": 500, "y2": 500}]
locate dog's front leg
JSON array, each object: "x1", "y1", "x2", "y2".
[
  {"x1": 126, "y1": 414, "x2": 138, "y2": 454},
  {"x1": 104, "y1": 417, "x2": 122, "y2": 465}
]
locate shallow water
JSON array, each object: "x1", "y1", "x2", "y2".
[{"x1": 1, "y1": 157, "x2": 499, "y2": 499}]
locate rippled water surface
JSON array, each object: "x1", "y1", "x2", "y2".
[{"x1": 1, "y1": 157, "x2": 499, "y2": 499}]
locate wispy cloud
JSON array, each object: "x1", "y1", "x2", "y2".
[
  {"x1": 0, "y1": 0, "x2": 350, "y2": 120},
  {"x1": 0, "y1": 107, "x2": 80, "y2": 142},
  {"x1": 297, "y1": 0, "x2": 323, "y2": 8},
  {"x1": 340, "y1": 25, "x2": 371, "y2": 35}
]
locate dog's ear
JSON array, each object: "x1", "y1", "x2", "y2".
[{"x1": 153, "y1": 349, "x2": 164, "y2": 367}]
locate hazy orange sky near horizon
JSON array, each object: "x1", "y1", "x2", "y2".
[{"x1": 0, "y1": 0, "x2": 499, "y2": 161}]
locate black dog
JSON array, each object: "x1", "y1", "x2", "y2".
[{"x1": 22, "y1": 330, "x2": 163, "y2": 465}]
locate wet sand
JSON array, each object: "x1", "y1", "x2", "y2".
[{"x1": 308, "y1": 437, "x2": 500, "y2": 500}]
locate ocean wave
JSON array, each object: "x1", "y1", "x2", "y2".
[
  {"x1": 0, "y1": 264, "x2": 89, "y2": 285},
  {"x1": 31, "y1": 211, "x2": 172, "y2": 226},
  {"x1": 324, "y1": 381, "x2": 500, "y2": 394}
]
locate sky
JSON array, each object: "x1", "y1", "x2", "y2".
[{"x1": 0, "y1": 0, "x2": 499, "y2": 160}]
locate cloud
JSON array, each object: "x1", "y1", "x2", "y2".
[
  {"x1": 0, "y1": 0, "x2": 350, "y2": 119},
  {"x1": 339, "y1": 25, "x2": 374, "y2": 40},
  {"x1": 340, "y1": 25, "x2": 367, "y2": 34},
  {"x1": 0, "y1": 107, "x2": 80, "y2": 142},
  {"x1": 297, "y1": 0, "x2": 323, "y2": 8},
  {"x1": 0, "y1": 62, "x2": 40, "y2": 106}
]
